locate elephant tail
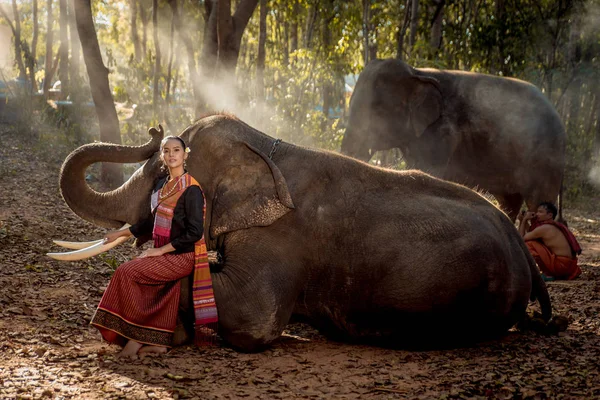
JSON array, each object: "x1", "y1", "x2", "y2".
[{"x1": 528, "y1": 254, "x2": 552, "y2": 322}]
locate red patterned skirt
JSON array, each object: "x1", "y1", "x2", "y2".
[{"x1": 90, "y1": 252, "x2": 194, "y2": 347}]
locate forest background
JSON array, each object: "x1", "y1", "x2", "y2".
[{"x1": 0, "y1": 0, "x2": 599, "y2": 201}]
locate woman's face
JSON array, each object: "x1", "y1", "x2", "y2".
[{"x1": 160, "y1": 139, "x2": 188, "y2": 170}]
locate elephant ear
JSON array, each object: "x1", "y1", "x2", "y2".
[
  {"x1": 209, "y1": 142, "x2": 295, "y2": 239},
  {"x1": 409, "y1": 76, "x2": 443, "y2": 138}
]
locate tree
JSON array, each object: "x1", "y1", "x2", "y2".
[
  {"x1": 256, "y1": 0, "x2": 267, "y2": 100},
  {"x1": 201, "y1": 0, "x2": 258, "y2": 77},
  {"x1": 58, "y1": 0, "x2": 69, "y2": 98},
  {"x1": 151, "y1": 0, "x2": 160, "y2": 114},
  {"x1": 31, "y1": 0, "x2": 39, "y2": 93},
  {"x1": 43, "y1": 0, "x2": 56, "y2": 97},
  {"x1": 0, "y1": 0, "x2": 28, "y2": 80},
  {"x1": 130, "y1": 0, "x2": 142, "y2": 61},
  {"x1": 74, "y1": 0, "x2": 122, "y2": 187}
]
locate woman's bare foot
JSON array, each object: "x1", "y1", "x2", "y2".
[
  {"x1": 138, "y1": 345, "x2": 168, "y2": 358},
  {"x1": 117, "y1": 340, "x2": 143, "y2": 358}
]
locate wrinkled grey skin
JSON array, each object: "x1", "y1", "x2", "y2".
[
  {"x1": 60, "y1": 114, "x2": 551, "y2": 351},
  {"x1": 341, "y1": 59, "x2": 566, "y2": 221}
]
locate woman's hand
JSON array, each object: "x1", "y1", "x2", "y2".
[
  {"x1": 138, "y1": 248, "x2": 166, "y2": 258},
  {"x1": 104, "y1": 229, "x2": 132, "y2": 244}
]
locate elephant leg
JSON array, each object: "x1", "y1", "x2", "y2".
[
  {"x1": 495, "y1": 193, "x2": 523, "y2": 222},
  {"x1": 525, "y1": 181, "x2": 560, "y2": 213},
  {"x1": 211, "y1": 231, "x2": 302, "y2": 352}
]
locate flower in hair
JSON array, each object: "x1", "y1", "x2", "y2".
[{"x1": 185, "y1": 147, "x2": 191, "y2": 153}]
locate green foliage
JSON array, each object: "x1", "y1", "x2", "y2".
[{"x1": 2, "y1": 0, "x2": 599, "y2": 200}]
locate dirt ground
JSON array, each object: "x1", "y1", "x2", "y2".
[{"x1": 1, "y1": 123, "x2": 599, "y2": 400}]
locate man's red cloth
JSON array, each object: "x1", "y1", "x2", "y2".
[
  {"x1": 529, "y1": 219, "x2": 582, "y2": 256},
  {"x1": 526, "y1": 241, "x2": 581, "y2": 280}
]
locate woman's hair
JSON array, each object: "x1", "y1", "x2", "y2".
[{"x1": 160, "y1": 135, "x2": 187, "y2": 151}]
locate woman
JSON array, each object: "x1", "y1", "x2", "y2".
[{"x1": 91, "y1": 136, "x2": 218, "y2": 358}]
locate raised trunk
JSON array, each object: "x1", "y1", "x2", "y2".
[{"x1": 60, "y1": 130, "x2": 163, "y2": 228}]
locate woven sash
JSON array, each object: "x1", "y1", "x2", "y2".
[{"x1": 151, "y1": 173, "x2": 218, "y2": 345}]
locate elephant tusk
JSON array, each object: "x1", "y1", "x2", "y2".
[
  {"x1": 52, "y1": 239, "x2": 104, "y2": 249},
  {"x1": 47, "y1": 235, "x2": 130, "y2": 261},
  {"x1": 47, "y1": 224, "x2": 132, "y2": 261}
]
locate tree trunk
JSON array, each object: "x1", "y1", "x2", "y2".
[
  {"x1": 362, "y1": 0, "x2": 370, "y2": 64},
  {"x1": 396, "y1": 0, "x2": 411, "y2": 59},
  {"x1": 321, "y1": 0, "x2": 333, "y2": 133},
  {"x1": 200, "y1": 0, "x2": 259, "y2": 109},
  {"x1": 496, "y1": 0, "x2": 505, "y2": 75},
  {"x1": 74, "y1": 0, "x2": 123, "y2": 188},
  {"x1": 430, "y1": 0, "x2": 444, "y2": 51},
  {"x1": 290, "y1": 0, "x2": 298, "y2": 54},
  {"x1": 59, "y1": 0, "x2": 69, "y2": 99},
  {"x1": 304, "y1": 4, "x2": 318, "y2": 49},
  {"x1": 9, "y1": 0, "x2": 27, "y2": 79},
  {"x1": 31, "y1": 0, "x2": 39, "y2": 93},
  {"x1": 152, "y1": 0, "x2": 161, "y2": 114},
  {"x1": 409, "y1": 0, "x2": 419, "y2": 53},
  {"x1": 69, "y1": 0, "x2": 81, "y2": 99},
  {"x1": 216, "y1": 0, "x2": 234, "y2": 72},
  {"x1": 595, "y1": 90, "x2": 600, "y2": 155},
  {"x1": 130, "y1": 0, "x2": 142, "y2": 61},
  {"x1": 256, "y1": 0, "x2": 267, "y2": 100},
  {"x1": 282, "y1": 13, "x2": 289, "y2": 67},
  {"x1": 165, "y1": 8, "x2": 176, "y2": 105},
  {"x1": 43, "y1": 0, "x2": 54, "y2": 97},
  {"x1": 168, "y1": 0, "x2": 201, "y2": 114},
  {"x1": 368, "y1": 4, "x2": 378, "y2": 61},
  {"x1": 140, "y1": 1, "x2": 149, "y2": 58}
]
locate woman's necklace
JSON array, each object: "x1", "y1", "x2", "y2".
[{"x1": 159, "y1": 174, "x2": 183, "y2": 199}]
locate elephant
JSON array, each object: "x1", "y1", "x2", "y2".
[
  {"x1": 57, "y1": 113, "x2": 551, "y2": 351},
  {"x1": 340, "y1": 58, "x2": 566, "y2": 222}
]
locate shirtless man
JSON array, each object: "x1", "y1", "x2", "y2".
[{"x1": 518, "y1": 202, "x2": 582, "y2": 281}]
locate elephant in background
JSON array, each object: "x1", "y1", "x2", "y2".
[
  {"x1": 341, "y1": 58, "x2": 566, "y2": 221},
  {"x1": 58, "y1": 114, "x2": 551, "y2": 351}
]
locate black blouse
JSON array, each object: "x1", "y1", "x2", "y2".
[{"x1": 129, "y1": 176, "x2": 205, "y2": 254}]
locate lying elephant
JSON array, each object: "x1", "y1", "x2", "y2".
[
  {"x1": 341, "y1": 58, "x2": 566, "y2": 221},
  {"x1": 54, "y1": 114, "x2": 551, "y2": 351}
]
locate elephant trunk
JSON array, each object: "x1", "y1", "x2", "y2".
[
  {"x1": 341, "y1": 126, "x2": 371, "y2": 162},
  {"x1": 59, "y1": 128, "x2": 164, "y2": 228}
]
